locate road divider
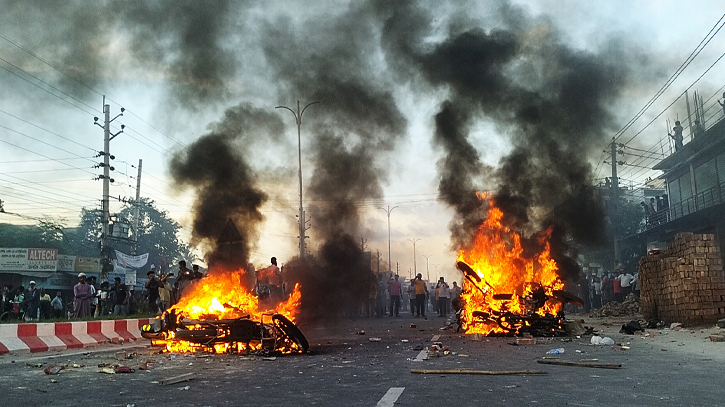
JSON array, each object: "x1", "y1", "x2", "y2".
[{"x1": 0, "y1": 318, "x2": 153, "y2": 354}]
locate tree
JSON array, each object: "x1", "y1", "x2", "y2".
[
  {"x1": 0, "y1": 215, "x2": 76, "y2": 251},
  {"x1": 113, "y1": 198, "x2": 192, "y2": 271}
]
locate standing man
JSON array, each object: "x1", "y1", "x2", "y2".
[
  {"x1": 192, "y1": 264, "x2": 204, "y2": 279},
  {"x1": 436, "y1": 277, "x2": 450, "y2": 317},
  {"x1": 619, "y1": 270, "x2": 634, "y2": 298},
  {"x1": 111, "y1": 277, "x2": 128, "y2": 316},
  {"x1": 613, "y1": 272, "x2": 623, "y2": 302},
  {"x1": 145, "y1": 270, "x2": 164, "y2": 314},
  {"x1": 73, "y1": 273, "x2": 93, "y2": 318},
  {"x1": 407, "y1": 282, "x2": 416, "y2": 316},
  {"x1": 50, "y1": 291, "x2": 63, "y2": 318},
  {"x1": 262, "y1": 257, "x2": 284, "y2": 301},
  {"x1": 375, "y1": 274, "x2": 386, "y2": 317},
  {"x1": 176, "y1": 260, "x2": 194, "y2": 295},
  {"x1": 24, "y1": 281, "x2": 40, "y2": 321},
  {"x1": 413, "y1": 273, "x2": 428, "y2": 318},
  {"x1": 388, "y1": 275, "x2": 402, "y2": 317}
]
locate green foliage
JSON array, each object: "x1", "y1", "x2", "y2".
[{"x1": 0, "y1": 215, "x2": 74, "y2": 251}]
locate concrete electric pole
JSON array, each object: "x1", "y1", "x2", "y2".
[
  {"x1": 408, "y1": 238, "x2": 420, "y2": 279},
  {"x1": 379, "y1": 205, "x2": 399, "y2": 273},
  {"x1": 132, "y1": 159, "x2": 142, "y2": 255},
  {"x1": 94, "y1": 96, "x2": 124, "y2": 278},
  {"x1": 276, "y1": 100, "x2": 318, "y2": 260}
]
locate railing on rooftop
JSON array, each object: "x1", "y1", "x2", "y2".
[{"x1": 643, "y1": 182, "x2": 724, "y2": 231}]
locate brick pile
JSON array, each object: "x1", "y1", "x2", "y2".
[{"x1": 639, "y1": 233, "x2": 725, "y2": 326}]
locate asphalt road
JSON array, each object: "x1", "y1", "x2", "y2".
[{"x1": 0, "y1": 313, "x2": 722, "y2": 407}]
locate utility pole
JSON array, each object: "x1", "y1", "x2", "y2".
[
  {"x1": 132, "y1": 159, "x2": 142, "y2": 255},
  {"x1": 94, "y1": 96, "x2": 124, "y2": 279},
  {"x1": 379, "y1": 205, "x2": 399, "y2": 272},
  {"x1": 408, "y1": 238, "x2": 420, "y2": 278},
  {"x1": 276, "y1": 100, "x2": 318, "y2": 260},
  {"x1": 360, "y1": 237, "x2": 367, "y2": 252},
  {"x1": 610, "y1": 138, "x2": 622, "y2": 265},
  {"x1": 376, "y1": 250, "x2": 381, "y2": 274},
  {"x1": 422, "y1": 254, "x2": 432, "y2": 281}
]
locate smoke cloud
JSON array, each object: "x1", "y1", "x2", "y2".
[{"x1": 169, "y1": 104, "x2": 284, "y2": 270}]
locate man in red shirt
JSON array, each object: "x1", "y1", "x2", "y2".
[
  {"x1": 612, "y1": 273, "x2": 622, "y2": 302},
  {"x1": 388, "y1": 275, "x2": 402, "y2": 317}
]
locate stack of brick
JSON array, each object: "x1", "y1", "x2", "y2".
[{"x1": 639, "y1": 233, "x2": 725, "y2": 326}]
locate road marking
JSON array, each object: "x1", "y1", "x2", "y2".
[
  {"x1": 431, "y1": 334, "x2": 440, "y2": 341},
  {"x1": 377, "y1": 387, "x2": 405, "y2": 407},
  {"x1": 413, "y1": 349, "x2": 428, "y2": 361}
]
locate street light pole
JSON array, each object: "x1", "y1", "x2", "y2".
[
  {"x1": 379, "y1": 205, "x2": 399, "y2": 272},
  {"x1": 408, "y1": 238, "x2": 420, "y2": 279},
  {"x1": 422, "y1": 254, "x2": 432, "y2": 281},
  {"x1": 276, "y1": 100, "x2": 318, "y2": 260}
]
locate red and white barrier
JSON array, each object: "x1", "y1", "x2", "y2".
[{"x1": 0, "y1": 318, "x2": 153, "y2": 354}]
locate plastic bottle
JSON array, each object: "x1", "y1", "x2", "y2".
[{"x1": 546, "y1": 348, "x2": 565, "y2": 354}]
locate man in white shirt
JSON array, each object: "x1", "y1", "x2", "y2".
[
  {"x1": 618, "y1": 271, "x2": 634, "y2": 298},
  {"x1": 436, "y1": 277, "x2": 450, "y2": 317}
]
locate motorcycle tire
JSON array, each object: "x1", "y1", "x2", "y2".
[
  {"x1": 272, "y1": 314, "x2": 309, "y2": 352},
  {"x1": 0, "y1": 311, "x2": 10, "y2": 321}
]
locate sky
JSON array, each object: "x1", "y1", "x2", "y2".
[{"x1": 1, "y1": 0, "x2": 725, "y2": 284}]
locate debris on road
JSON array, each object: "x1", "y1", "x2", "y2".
[
  {"x1": 44, "y1": 364, "x2": 64, "y2": 375},
  {"x1": 591, "y1": 294, "x2": 641, "y2": 317},
  {"x1": 369, "y1": 337, "x2": 381, "y2": 342},
  {"x1": 411, "y1": 369, "x2": 547, "y2": 375},
  {"x1": 159, "y1": 373, "x2": 195, "y2": 386},
  {"x1": 537, "y1": 360, "x2": 622, "y2": 369},
  {"x1": 590, "y1": 336, "x2": 615, "y2": 345},
  {"x1": 545, "y1": 348, "x2": 565, "y2": 355}
]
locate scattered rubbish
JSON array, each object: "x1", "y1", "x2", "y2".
[
  {"x1": 71, "y1": 364, "x2": 83, "y2": 368},
  {"x1": 44, "y1": 365, "x2": 63, "y2": 375},
  {"x1": 99, "y1": 367, "x2": 116, "y2": 374},
  {"x1": 717, "y1": 318, "x2": 725, "y2": 329},
  {"x1": 620, "y1": 320, "x2": 644, "y2": 335},
  {"x1": 516, "y1": 337, "x2": 536, "y2": 345},
  {"x1": 545, "y1": 348, "x2": 565, "y2": 355},
  {"x1": 592, "y1": 293, "x2": 640, "y2": 317},
  {"x1": 98, "y1": 363, "x2": 111, "y2": 368},
  {"x1": 262, "y1": 357, "x2": 277, "y2": 361},
  {"x1": 590, "y1": 336, "x2": 615, "y2": 345},
  {"x1": 580, "y1": 359, "x2": 599, "y2": 362},
  {"x1": 26, "y1": 363, "x2": 43, "y2": 368},
  {"x1": 709, "y1": 335, "x2": 725, "y2": 342},
  {"x1": 138, "y1": 359, "x2": 153, "y2": 370},
  {"x1": 179, "y1": 386, "x2": 190, "y2": 391},
  {"x1": 159, "y1": 373, "x2": 195, "y2": 386},
  {"x1": 116, "y1": 352, "x2": 129, "y2": 361},
  {"x1": 458, "y1": 354, "x2": 470, "y2": 357},
  {"x1": 411, "y1": 369, "x2": 546, "y2": 375},
  {"x1": 50, "y1": 379, "x2": 58, "y2": 383},
  {"x1": 401, "y1": 339, "x2": 409, "y2": 343},
  {"x1": 357, "y1": 330, "x2": 365, "y2": 335},
  {"x1": 537, "y1": 360, "x2": 622, "y2": 369},
  {"x1": 563, "y1": 320, "x2": 587, "y2": 335},
  {"x1": 114, "y1": 366, "x2": 135, "y2": 373},
  {"x1": 670, "y1": 322, "x2": 682, "y2": 330},
  {"x1": 503, "y1": 385, "x2": 520, "y2": 388},
  {"x1": 647, "y1": 320, "x2": 666, "y2": 329},
  {"x1": 541, "y1": 356, "x2": 559, "y2": 360},
  {"x1": 369, "y1": 337, "x2": 382, "y2": 342},
  {"x1": 409, "y1": 324, "x2": 417, "y2": 328}
]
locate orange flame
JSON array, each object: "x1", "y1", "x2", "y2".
[
  {"x1": 458, "y1": 193, "x2": 564, "y2": 335},
  {"x1": 165, "y1": 267, "x2": 302, "y2": 353}
]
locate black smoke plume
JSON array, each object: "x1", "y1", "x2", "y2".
[
  {"x1": 380, "y1": 1, "x2": 634, "y2": 281},
  {"x1": 169, "y1": 104, "x2": 284, "y2": 273},
  {"x1": 260, "y1": 4, "x2": 407, "y2": 319}
]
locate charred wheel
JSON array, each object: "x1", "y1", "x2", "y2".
[{"x1": 272, "y1": 314, "x2": 308, "y2": 352}]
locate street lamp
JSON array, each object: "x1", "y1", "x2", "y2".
[
  {"x1": 276, "y1": 100, "x2": 318, "y2": 260},
  {"x1": 408, "y1": 238, "x2": 420, "y2": 278},
  {"x1": 379, "y1": 205, "x2": 399, "y2": 273},
  {"x1": 422, "y1": 254, "x2": 432, "y2": 282}
]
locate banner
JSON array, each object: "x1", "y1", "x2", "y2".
[
  {"x1": 74, "y1": 257, "x2": 100, "y2": 273},
  {"x1": 114, "y1": 250, "x2": 149, "y2": 269},
  {"x1": 0, "y1": 248, "x2": 58, "y2": 271},
  {"x1": 57, "y1": 255, "x2": 76, "y2": 272}
]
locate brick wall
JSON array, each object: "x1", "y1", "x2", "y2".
[{"x1": 639, "y1": 233, "x2": 725, "y2": 326}]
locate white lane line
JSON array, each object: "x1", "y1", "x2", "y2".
[
  {"x1": 413, "y1": 349, "x2": 428, "y2": 361},
  {"x1": 431, "y1": 334, "x2": 440, "y2": 341},
  {"x1": 377, "y1": 387, "x2": 405, "y2": 407}
]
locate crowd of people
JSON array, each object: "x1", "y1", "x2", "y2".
[
  {"x1": 368, "y1": 273, "x2": 462, "y2": 319},
  {"x1": 577, "y1": 269, "x2": 640, "y2": 312},
  {"x1": 0, "y1": 259, "x2": 204, "y2": 321}
]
